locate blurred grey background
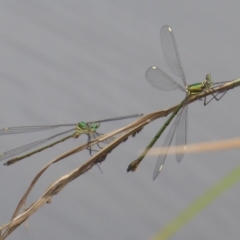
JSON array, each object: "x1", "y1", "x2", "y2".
[{"x1": 0, "y1": 0, "x2": 240, "y2": 239}]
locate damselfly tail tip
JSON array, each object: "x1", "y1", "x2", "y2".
[
  {"x1": 127, "y1": 165, "x2": 133, "y2": 172},
  {"x1": 127, "y1": 160, "x2": 139, "y2": 172}
]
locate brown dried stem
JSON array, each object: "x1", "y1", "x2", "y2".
[{"x1": 0, "y1": 79, "x2": 239, "y2": 239}]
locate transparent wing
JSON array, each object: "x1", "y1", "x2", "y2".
[
  {"x1": 0, "y1": 124, "x2": 76, "y2": 135},
  {"x1": 161, "y1": 25, "x2": 187, "y2": 87},
  {"x1": 146, "y1": 67, "x2": 185, "y2": 92},
  {"x1": 0, "y1": 114, "x2": 143, "y2": 135},
  {"x1": 153, "y1": 106, "x2": 184, "y2": 180},
  {"x1": 90, "y1": 132, "x2": 114, "y2": 144},
  {"x1": 175, "y1": 102, "x2": 188, "y2": 162},
  {"x1": 90, "y1": 113, "x2": 143, "y2": 124},
  {"x1": 0, "y1": 128, "x2": 75, "y2": 161}
]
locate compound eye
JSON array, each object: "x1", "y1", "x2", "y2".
[{"x1": 89, "y1": 123, "x2": 99, "y2": 132}]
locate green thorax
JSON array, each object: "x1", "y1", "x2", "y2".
[
  {"x1": 187, "y1": 74, "x2": 214, "y2": 96},
  {"x1": 73, "y1": 122, "x2": 100, "y2": 138}
]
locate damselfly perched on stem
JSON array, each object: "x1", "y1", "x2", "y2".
[
  {"x1": 127, "y1": 25, "x2": 227, "y2": 179},
  {"x1": 0, "y1": 113, "x2": 143, "y2": 166}
]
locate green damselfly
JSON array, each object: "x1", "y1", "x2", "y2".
[
  {"x1": 0, "y1": 113, "x2": 143, "y2": 166},
  {"x1": 127, "y1": 25, "x2": 225, "y2": 179}
]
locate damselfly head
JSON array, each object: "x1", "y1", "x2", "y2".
[
  {"x1": 205, "y1": 74, "x2": 214, "y2": 89},
  {"x1": 206, "y1": 74, "x2": 212, "y2": 82},
  {"x1": 89, "y1": 122, "x2": 100, "y2": 132}
]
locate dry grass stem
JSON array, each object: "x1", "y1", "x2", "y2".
[{"x1": 0, "y1": 79, "x2": 239, "y2": 239}]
